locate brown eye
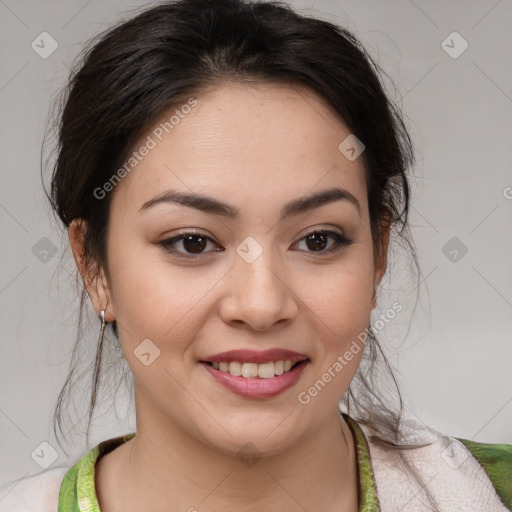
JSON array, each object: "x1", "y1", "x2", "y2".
[
  {"x1": 159, "y1": 232, "x2": 220, "y2": 257},
  {"x1": 295, "y1": 230, "x2": 352, "y2": 254},
  {"x1": 305, "y1": 232, "x2": 329, "y2": 251},
  {"x1": 181, "y1": 234, "x2": 208, "y2": 254}
]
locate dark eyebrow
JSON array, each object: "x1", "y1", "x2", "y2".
[{"x1": 139, "y1": 187, "x2": 361, "y2": 219}]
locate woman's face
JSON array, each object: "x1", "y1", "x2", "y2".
[{"x1": 79, "y1": 82, "x2": 387, "y2": 455}]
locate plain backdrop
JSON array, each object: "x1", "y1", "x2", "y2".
[{"x1": 1, "y1": 0, "x2": 511, "y2": 490}]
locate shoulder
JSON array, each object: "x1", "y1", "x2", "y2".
[
  {"x1": 359, "y1": 419, "x2": 512, "y2": 511},
  {"x1": 0, "y1": 467, "x2": 68, "y2": 512},
  {"x1": 457, "y1": 437, "x2": 512, "y2": 509}
]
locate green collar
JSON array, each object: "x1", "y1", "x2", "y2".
[
  {"x1": 57, "y1": 413, "x2": 380, "y2": 511},
  {"x1": 344, "y1": 414, "x2": 381, "y2": 511}
]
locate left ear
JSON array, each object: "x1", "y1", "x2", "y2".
[{"x1": 371, "y1": 215, "x2": 391, "y2": 309}]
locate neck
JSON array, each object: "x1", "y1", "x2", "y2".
[{"x1": 100, "y1": 405, "x2": 359, "y2": 512}]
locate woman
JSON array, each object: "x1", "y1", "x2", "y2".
[{"x1": 1, "y1": 0, "x2": 510, "y2": 510}]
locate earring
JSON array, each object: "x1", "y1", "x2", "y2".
[{"x1": 98, "y1": 309, "x2": 107, "y2": 347}]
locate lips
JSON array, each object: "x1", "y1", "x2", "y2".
[{"x1": 199, "y1": 349, "x2": 310, "y2": 399}]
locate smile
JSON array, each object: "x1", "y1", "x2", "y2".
[
  {"x1": 200, "y1": 359, "x2": 310, "y2": 399},
  {"x1": 208, "y1": 360, "x2": 299, "y2": 378}
]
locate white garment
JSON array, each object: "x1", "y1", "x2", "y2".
[
  {"x1": 0, "y1": 467, "x2": 67, "y2": 512},
  {"x1": 367, "y1": 434, "x2": 508, "y2": 511}
]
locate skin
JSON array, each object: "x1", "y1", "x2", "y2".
[{"x1": 70, "y1": 81, "x2": 390, "y2": 511}]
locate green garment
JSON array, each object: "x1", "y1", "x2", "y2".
[{"x1": 57, "y1": 414, "x2": 511, "y2": 511}]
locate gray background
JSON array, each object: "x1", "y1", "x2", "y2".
[{"x1": 1, "y1": 0, "x2": 511, "y2": 490}]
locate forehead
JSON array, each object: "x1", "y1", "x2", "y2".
[{"x1": 110, "y1": 81, "x2": 368, "y2": 216}]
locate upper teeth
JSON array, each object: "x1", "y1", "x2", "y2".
[{"x1": 212, "y1": 360, "x2": 296, "y2": 378}]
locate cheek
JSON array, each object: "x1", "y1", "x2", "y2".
[
  {"x1": 305, "y1": 245, "x2": 375, "y2": 329},
  {"x1": 299, "y1": 244, "x2": 375, "y2": 377},
  {"x1": 106, "y1": 237, "x2": 224, "y2": 353},
  {"x1": 293, "y1": 251, "x2": 375, "y2": 410}
]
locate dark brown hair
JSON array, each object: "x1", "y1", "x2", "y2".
[{"x1": 45, "y1": 0, "x2": 438, "y2": 507}]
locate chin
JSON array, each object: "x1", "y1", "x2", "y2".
[{"x1": 193, "y1": 409, "x2": 309, "y2": 459}]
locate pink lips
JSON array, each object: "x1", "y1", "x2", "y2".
[{"x1": 200, "y1": 349, "x2": 310, "y2": 399}]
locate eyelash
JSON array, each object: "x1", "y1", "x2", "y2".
[{"x1": 157, "y1": 229, "x2": 353, "y2": 259}]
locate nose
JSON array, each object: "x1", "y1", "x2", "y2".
[{"x1": 218, "y1": 245, "x2": 299, "y2": 332}]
